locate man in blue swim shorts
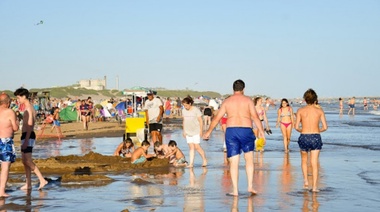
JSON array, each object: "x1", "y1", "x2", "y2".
[
  {"x1": 0, "y1": 93, "x2": 20, "y2": 197},
  {"x1": 295, "y1": 88, "x2": 328, "y2": 193},
  {"x1": 203, "y1": 79, "x2": 265, "y2": 196}
]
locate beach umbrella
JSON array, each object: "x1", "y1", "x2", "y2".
[{"x1": 115, "y1": 101, "x2": 126, "y2": 110}]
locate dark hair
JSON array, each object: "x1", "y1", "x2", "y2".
[
  {"x1": 168, "y1": 140, "x2": 177, "y2": 147},
  {"x1": 303, "y1": 89, "x2": 318, "y2": 105},
  {"x1": 14, "y1": 88, "x2": 29, "y2": 98},
  {"x1": 141, "y1": 140, "x2": 150, "y2": 147},
  {"x1": 233, "y1": 79, "x2": 245, "y2": 92},
  {"x1": 280, "y1": 98, "x2": 289, "y2": 108},
  {"x1": 154, "y1": 141, "x2": 162, "y2": 148},
  {"x1": 253, "y1": 97, "x2": 262, "y2": 106},
  {"x1": 339, "y1": 97, "x2": 342, "y2": 101},
  {"x1": 181, "y1": 95, "x2": 194, "y2": 105}
]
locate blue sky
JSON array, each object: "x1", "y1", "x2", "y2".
[{"x1": 1, "y1": 0, "x2": 379, "y2": 99}]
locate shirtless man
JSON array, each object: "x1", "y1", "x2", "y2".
[
  {"x1": 203, "y1": 79, "x2": 265, "y2": 196},
  {"x1": 0, "y1": 93, "x2": 19, "y2": 197},
  {"x1": 14, "y1": 88, "x2": 48, "y2": 190},
  {"x1": 295, "y1": 88, "x2": 328, "y2": 192},
  {"x1": 347, "y1": 97, "x2": 355, "y2": 115}
]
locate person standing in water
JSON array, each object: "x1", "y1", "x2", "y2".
[
  {"x1": 203, "y1": 79, "x2": 265, "y2": 196},
  {"x1": 0, "y1": 93, "x2": 19, "y2": 197},
  {"x1": 181, "y1": 96, "x2": 207, "y2": 168},
  {"x1": 14, "y1": 88, "x2": 48, "y2": 190},
  {"x1": 295, "y1": 88, "x2": 328, "y2": 192},
  {"x1": 276, "y1": 98, "x2": 294, "y2": 153}
]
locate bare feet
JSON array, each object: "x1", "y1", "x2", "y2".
[
  {"x1": 0, "y1": 193, "x2": 10, "y2": 197},
  {"x1": 226, "y1": 192, "x2": 239, "y2": 197},
  {"x1": 38, "y1": 180, "x2": 48, "y2": 190},
  {"x1": 186, "y1": 164, "x2": 194, "y2": 168},
  {"x1": 312, "y1": 188, "x2": 320, "y2": 193},
  {"x1": 248, "y1": 189, "x2": 257, "y2": 196},
  {"x1": 202, "y1": 161, "x2": 207, "y2": 167},
  {"x1": 20, "y1": 184, "x2": 31, "y2": 190},
  {"x1": 303, "y1": 182, "x2": 309, "y2": 190}
]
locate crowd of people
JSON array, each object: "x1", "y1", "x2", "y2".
[{"x1": 2, "y1": 80, "x2": 377, "y2": 198}]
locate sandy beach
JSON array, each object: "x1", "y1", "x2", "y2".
[{"x1": 1, "y1": 107, "x2": 380, "y2": 211}]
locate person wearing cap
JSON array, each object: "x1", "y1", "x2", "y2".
[{"x1": 144, "y1": 90, "x2": 164, "y2": 144}]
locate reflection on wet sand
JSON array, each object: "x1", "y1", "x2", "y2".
[
  {"x1": 127, "y1": 167, "x2": 187, "y2": 209},
  {"x1": 183, "y1": 167, "x2": 207, "y2": 211},
  {"x1": 0, "y1": 189, "x2": 46, "y2": 212},
  {"x1": 231, "y1": 196, "x2": 254, "y2": 212},
  {"x1": 302, "y1": 191, "x2": 319, "y2": 212},
  {"x1": 253, "y1": 151, "x2": 269, "y2": 207},
  {"x1": 80, "y1": 138, "x2": 94, "y2": 154},
  {"x1": 279, "y1": 153, "x2": 296, "y2": 209}
]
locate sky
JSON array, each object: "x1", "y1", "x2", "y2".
[{"x1": 1, "y1": 0, "x2": 379, "y2": 99}]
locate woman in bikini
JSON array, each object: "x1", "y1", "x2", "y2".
[{"x1": 276, "y1": 98, "x2": 294, "y2": 153}]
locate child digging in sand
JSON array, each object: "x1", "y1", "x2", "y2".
[
  {"x1": 114, "y1": 137, "x2": 135, "y2": 158},
  {"x1": 165, "y1": 140, "x2": 188, "y2": 167},
  {"x1": 131, "y1": 140, "x2": 154, "y2": 164}
]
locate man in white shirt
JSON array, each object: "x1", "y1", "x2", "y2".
[{"x1": 144, "y1": 91, "x2": 164, "y2": 144}]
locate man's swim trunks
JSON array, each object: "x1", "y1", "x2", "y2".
[
  {"x1": 21, "y1": 131, "x2": 36, "y2": 153},
  {"x1": 225, "y1": 127, "x2": 255, "y2": 158},
  {"x1": 297, "y1": 134, "x2": 323, "y2": 152},
  {"x1": 132, "y1": 156, "x2": 146, "y2": 164},
  {"x1": 0, "y1": 138, "x2": 16, "y2": 163}
]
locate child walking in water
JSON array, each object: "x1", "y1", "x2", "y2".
[
  {"x1": 295, "y1": 89, "x2": 328, "y2": 192},
  {"x1": 181, "y1": 96, "x2": 207, "y2": 168}
]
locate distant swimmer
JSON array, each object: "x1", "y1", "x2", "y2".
[
  {"x1": 347, "y1": 97, "x2": 355, "y2": 115},
  {"x1": 363, "y1": 97, "x2": 368, "y2": 111}
]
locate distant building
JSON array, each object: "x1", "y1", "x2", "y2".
[{"x1": 79, "y1": 76, "x2": 107, "y2": 90}]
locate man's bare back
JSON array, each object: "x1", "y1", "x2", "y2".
[
  {"x1": 295, "y1": 105, "x2": 327, "y2": 134},
  {"x1": 217, "y1": 93, "x2": 255, "y2": 128}
]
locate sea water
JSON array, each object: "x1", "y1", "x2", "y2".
[{"x1": 2, "y1": 103, "x2": 380, "y2": 212}]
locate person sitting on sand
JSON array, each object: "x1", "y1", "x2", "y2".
[
  {"x1": 153, "y1": 141, "x2": 169, "y2": 159},
  {"x1": 131, "y1": 140, "x2": 154, "y2": 164},
  {"x1": 165, "y1": 140, "x2": 187, "y2": 167},
  {"x1": 114, "y1": 137, "x2": 135, "y2": 158}
]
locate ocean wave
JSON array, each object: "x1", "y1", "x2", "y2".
[
  {"x1": 369, "y1": 111, "x2": 380, "y2": 116},
  {"x1": 324, "y1": 142, "x2": 380, "y2": 151}
]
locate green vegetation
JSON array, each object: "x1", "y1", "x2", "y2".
[{"x1": 2, "y1": 86, "x2": 222, "y2": 99}]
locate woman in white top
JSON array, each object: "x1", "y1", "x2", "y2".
[{"x1": 182, "y1": 96, "x2": 207, "y2": 168}]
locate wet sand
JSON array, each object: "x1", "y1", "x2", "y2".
[
  {"x1": 3, "y1": 113, "x2": 380, "y2": 211},
  {"x1": 10, "y1": 119, "x2": 182, "y2": 185}
]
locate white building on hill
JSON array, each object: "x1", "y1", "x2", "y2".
[{"x1": 79, "y1": 76, "x2": 107, "y2": 90}]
